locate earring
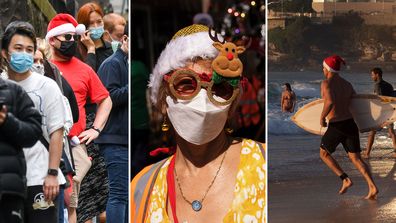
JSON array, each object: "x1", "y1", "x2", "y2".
[
  {"x1": 161, "y1": 116, "x2": 169, "y2": 132},
  {"x1": 225, "y1": 127, "x2": 234, "y2": 135}
]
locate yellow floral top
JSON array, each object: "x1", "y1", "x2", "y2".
[{"x1": 145, "y1": 139, "x2": 266, "y2": 223}]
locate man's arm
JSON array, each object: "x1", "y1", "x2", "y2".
[
  {"x1": 78, "y1": 96, "x2": 112, "y2": 144},
  {"x1": 320, "y1": 80, "x2": 334, "y2": 127},
  {"x1": 281, "y1": 92, "x2": 284, "y2": 112},
  {"x1": 98, "y1": 60, "x2": 128, "y2": 107},
  {"x1": 43, "y1": 128, "x2": 63, "y2": 201}
]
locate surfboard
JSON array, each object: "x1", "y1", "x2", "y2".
[{"x1": 291, "y1": 94, "x2": 396, "y2": 135}]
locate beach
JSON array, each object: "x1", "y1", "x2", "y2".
[{"x1": 268, "y1": 71, "x2": 396, "y2": 222}]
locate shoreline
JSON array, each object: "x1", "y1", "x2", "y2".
[{"x1": 269, "y1": 61, "x2": 396, "y2": 73}]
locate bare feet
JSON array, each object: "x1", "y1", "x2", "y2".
[
  {"x1": 364, "y1": 185, "x2": 379, "y2": 200},
  {"x1": 339, "y1": 178, "x2": 353, "y2": 195}
]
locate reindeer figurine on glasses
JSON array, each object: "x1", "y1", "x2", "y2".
[{"x1": 209, "y1": 28, "x2": 246, "y2": 87}]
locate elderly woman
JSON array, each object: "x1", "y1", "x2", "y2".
[{"x1": 131, "y1": 24, "x2": 265, "y2": 223}]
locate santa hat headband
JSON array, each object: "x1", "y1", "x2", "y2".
[
  {"x1": 45, "y1": 13, "x2": 86, "y2": 40},
  {"x1": 323, "y1": 55, "x2": 346, "y2": 73},
  {"x1": 149, "y1": 24, "x2": 222, "y2": 105}
]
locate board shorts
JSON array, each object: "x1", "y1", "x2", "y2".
[{"x1": 320, "y1": 118, "x2": 361, "y2": 154}]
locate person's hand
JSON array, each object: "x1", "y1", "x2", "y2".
[
  {"x1": 80, "y1": 31, "x2": 95, "y2": 53},
  {"x1": 78, "y1": 128, "x2": 100, "y2": 145},
  {"x1": 320, "y1": 118, "x2": 327, "y2": 127},
  {"x1": 0, "y1": 105, "x2": 7, "y2": 126},
  {"x1": 43, "y1": 175, "x2": 59, "y2": 202}
]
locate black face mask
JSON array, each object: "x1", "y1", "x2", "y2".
[{"x1": 56, "y1": 40, "x2": 76, "y2": 58}]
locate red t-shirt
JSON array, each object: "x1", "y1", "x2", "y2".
[{"x1": 51, "y1": 57, "x2": 109, "y2": 137}]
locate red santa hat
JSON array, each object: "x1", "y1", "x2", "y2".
[
  {"x1": 323, "y1": 55, "x2": 346, "y2": 73},
  {"x1": 45, "y1": 13, "x2": 85, "y2": 40}
]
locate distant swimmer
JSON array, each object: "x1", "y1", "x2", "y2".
[
  {"x1": 363, "y1": 67, "x2": 396, "y2": 159},
  {"x1": 281, "y1": 83, "x2": 296, "y2": 113},
  {"x1": 319, "y1": 55, "x2": 378, "y2": 200}
]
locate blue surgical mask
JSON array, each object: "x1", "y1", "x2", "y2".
[
  {"x1": 111, "y1": 40, "x2": 121, "y2": 53},
  {"x1": 89, "y1": 26, "x2": 104, "y2": 40},
  {"x1": 9, "y1": 52, "x2": 33, "y2": 73}
]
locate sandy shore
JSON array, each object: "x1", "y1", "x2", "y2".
[{"x1": 269, "y1": 134, "x2": 396, "y2": 223}]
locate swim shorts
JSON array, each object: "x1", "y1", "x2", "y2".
[{"x1": 320, "y1": 118, "x2": 361, "y2": 154}]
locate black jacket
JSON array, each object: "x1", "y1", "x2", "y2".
[{"x1": 0, "y1": 78, "x2": 42, "y2": 198}]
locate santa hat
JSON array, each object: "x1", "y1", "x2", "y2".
[
  {"x1": 149, "y1": 24, "x2": 222, "y2": 105},
  {"x1": 323, "y1": 55, "x2": 346, "y2": 73},
  {"x1": 45, "y1": 13, "x2": 86, "y2": 40}
]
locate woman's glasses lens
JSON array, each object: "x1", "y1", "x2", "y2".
[
  {"x1": 211, "y1": 81, "x2": 234, "y2": 101},
  {"x1": 172, "y1": 74, "x2": 198, "y2": 96}
]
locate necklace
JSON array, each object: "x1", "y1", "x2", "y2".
[{"x1": 174, "y1": 150, "x2": 227, "y2": 212}]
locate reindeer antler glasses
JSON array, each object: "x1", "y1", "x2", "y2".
[{"x1": 164, "y1": 69, "x2": 240, "y2": 106}]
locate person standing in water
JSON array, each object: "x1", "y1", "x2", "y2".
[
  {"x1": 281, "y1": 82, "x2": 296, "y2": 113},
  {"x1": 363, "y1": 67, "x2": 396, "y2": 158},
  {"x1": 319, "y1": 55, "x2": 378, "y2": 200}
]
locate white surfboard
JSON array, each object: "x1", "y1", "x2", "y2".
[{"x1": 291, "y1": 94, "x2": 396, "y2": 135}]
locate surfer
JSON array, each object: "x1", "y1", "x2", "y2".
[
  {"x1": 319, "y1": 55, "x2": 378, "y2": 200},
  {"x1": 281, "y1": 83, "x2": 296, "y2": 113},
  {"x1": 363, "y1": 67, "x2": 396, "y2": 158}
]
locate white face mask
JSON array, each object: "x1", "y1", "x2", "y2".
[
  {"x1": 31, "y1": 63, "x2": 44, "y2": 75},
  {"x1": 166, "y1": 89, "x2": 230, "y2": 145}
]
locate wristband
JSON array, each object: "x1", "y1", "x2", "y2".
[{"x1": 91, "y1": 126, "x2": 101, "y2": 134}]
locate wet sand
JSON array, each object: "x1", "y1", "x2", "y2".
[{"x1": 269, "y1": 134, "x2": 396, "y2": 223}]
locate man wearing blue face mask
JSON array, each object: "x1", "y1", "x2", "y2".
[
  {"x1": 96, "y1": 23, "x2": 129, "y2": 223},
  {"x1": 1, "y1": 21, "x2": 68, "y2": 222},
  {"x1": 103, "y1": 13, "x2": 126, "y2": 53}
]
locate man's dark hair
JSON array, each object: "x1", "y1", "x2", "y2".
[
  {"x1": 371, "y1": 67, "x2": 382, "y2": 77},
  {"x1": 1, "y1": 21, "x2": 37, "y2": 52}
]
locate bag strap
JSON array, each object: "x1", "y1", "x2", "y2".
[{"x1": 39, "y1": 135, "x2": 50, "y2": 150}]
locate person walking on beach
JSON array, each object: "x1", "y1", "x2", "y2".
[
  {"x1": 363, "y1": 67, "x2": 396, "y2": 158},
  {"x1": 319, "y1": 55, "x2": 378, "y2": 199},
  {"x1": 281, "y1": 83, "x2": 296, "y2": 113}
]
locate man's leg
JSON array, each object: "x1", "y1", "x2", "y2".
[
  {"x1": 387, "y1": 124, "x2": 396, "y2": 157},
  {"x1": 347, "y1": 152, "x2": 378, "y2": 199},
  {"x1": 100, "y1": 144, "x2": 128, "y2": 223},
  {"x1": 320, "y1": 148, "x2": 353, "y2": 194},
  {"x1": 25, "y1": 185, "x2": 59, "y2": 223},
  {"x1": 363, "y1": 130, "x2": 376, "y2": 158}
]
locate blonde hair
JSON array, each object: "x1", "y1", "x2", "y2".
[{"x1": 36, "y1": 38, "x2": 51, "y2": 59}]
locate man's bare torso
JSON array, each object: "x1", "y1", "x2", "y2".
[{"x1": 321, "y1": 75, "x2": 355, "y2": 122}]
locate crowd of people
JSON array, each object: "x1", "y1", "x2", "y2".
[{"x1": 0, "y1": 2, "x2": 128, "y2": 223}]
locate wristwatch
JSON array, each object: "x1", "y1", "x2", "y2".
[
  {"x1": 47, "y1": 168, "x2": 58, "y2": 176},
  {"x1": 91, "y1": 126, "x2": 101, "y2": 134}
]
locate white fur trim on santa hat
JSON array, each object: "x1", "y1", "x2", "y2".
[
  {"x1": 149, "y1": 31, "x2": 222, "y2": 105},
  {"x1": 45, "y1": 23, "x2": 86, "y2": 40},
  {"x1": 323, "y1": 60, "x2": 338, "y2": 73}
]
